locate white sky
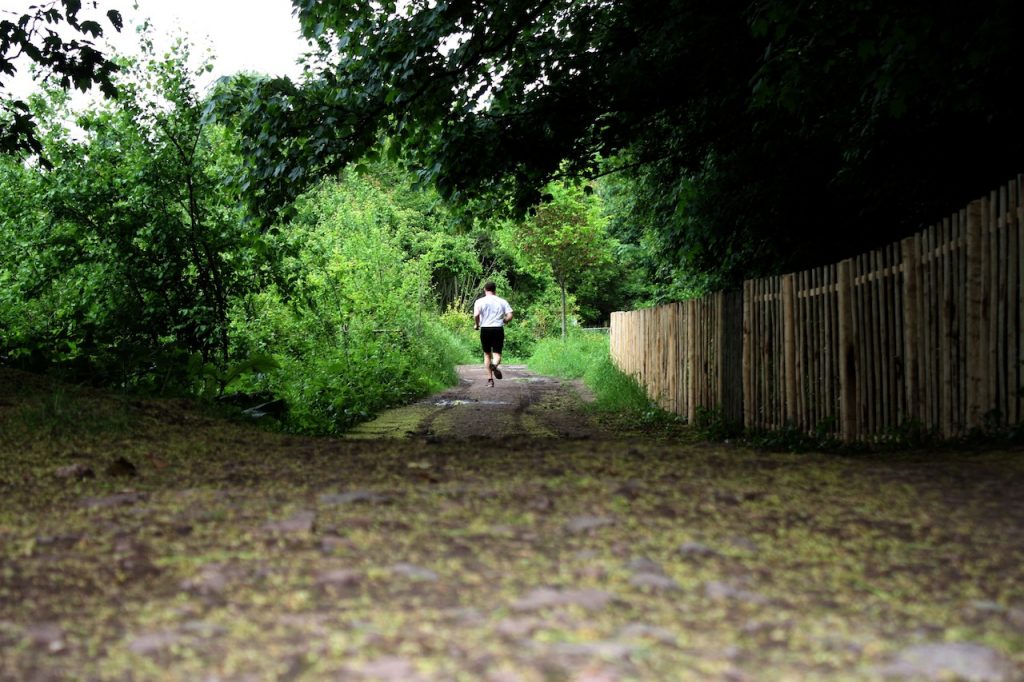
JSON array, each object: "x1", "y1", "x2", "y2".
[{"x1": 2, "y1": 0, "x2": 310, "y2": 100}]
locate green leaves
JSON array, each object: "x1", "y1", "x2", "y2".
[
  {"x1": 219, "y1": 0, "x2": 1022, "y2": 289},
  {"x1": 226, "y1": 165, "x2": 466, "y2": 432},
  {"x1": 0, "y1": 0, "x2": 123, "y2": 160},
  {"x1": 106, "y1": 10, "x2": 123, "y2": 31},
  {"x1": 224, "y1": 0, "x2": 644, "y2": 221},
  {"x1": 0, "y1": 30, "x2": 265, "y2": 390},
  {"x1": 189, "y1": 352, "x2": 282, "y2": 398}
]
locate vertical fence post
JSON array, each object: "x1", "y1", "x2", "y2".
[
  {"x1": 782, "y1": 274, "x2": 798, "y2": 425},
  {"x1": 687, "y1": 299, "x2": 698, "y2": 424},
  {"x1": 965, "y1": 199, "x2": 985, "y2": 429},
  {"x1": 837, "y1": 259, "x2": 857, "y2": 440},
  {"x1": 610, "y1": 312, "x2": 618, "y2": 366},
  {"x1": 716, "y1": 292, "x2": 726, "y2": 407},
  {"x1": 901, "y1": 236, "x2": 921, "y2": 423},
  {"x1": 742, "y1": 281, "x2": 753, "y2": 430}
]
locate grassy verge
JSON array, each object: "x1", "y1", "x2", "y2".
[{"x1": 526, "y1": 332, "x2": 684, "y2": 433}]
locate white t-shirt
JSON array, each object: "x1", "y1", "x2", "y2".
[{"x1": 474, "y1": 294, "x2": 512, "y2": 327}]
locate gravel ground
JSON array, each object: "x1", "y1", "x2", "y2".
[{"x1": 1, "y1": 367, "x2": 1023, "y2": 681}]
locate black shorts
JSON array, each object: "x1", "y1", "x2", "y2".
[{"x1": 480, "y1": 326, "x2": 505, "y2": 354}]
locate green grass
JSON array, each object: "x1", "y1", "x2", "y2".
[
  {"x1": 7, "y1": 382, "x2": 132, "y2": 440},
  {"x1": 527, "y1": 332, "x2": 676, "y2": 421}
]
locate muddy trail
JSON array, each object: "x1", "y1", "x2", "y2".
[
  {"x1": 345, "y1": 364, "x2": 599, "y2": 442},
  {"x1": 1, "y1": 367, "x2": 1023, "y2": 681}
]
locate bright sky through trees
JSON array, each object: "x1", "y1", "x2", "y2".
[{"x1": 2, "y1": 0, "x2": 308, "y2": 99}]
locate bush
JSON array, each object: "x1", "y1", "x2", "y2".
[
  {"x1": 227, "y1": 172, "x2": 468, "y2": 434},
  {"x1": 437, "y1": 303, "x2": 480, "y2": 363}
]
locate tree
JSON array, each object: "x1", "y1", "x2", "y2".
[
  {"x1": 0, "y1": 33, "x2": 262, "y2": 386},
  {"x1": 222, "y1": 0, "x2": 1022, "y2": 286},
  {"x1": 1, "y1": 0, "x2": 122, "y2": 160},
  {"x1": 513, "y1": 184, "x2": 614, "y2": 339},
  {"x1": 220, "y1": 0, "x2": 727, "y2": 220}
]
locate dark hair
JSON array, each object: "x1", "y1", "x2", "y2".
[{"x1": 484, "y1": 281, "x2": 497, "y2": 293}]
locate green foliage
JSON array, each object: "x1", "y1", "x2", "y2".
[
  {"x1": 437, "y1": 304, "x2": 481, "y2": 363},
  {"x1": 528, "y1": 331, "x2": 675, "y2": 421},
  {"x1": 499, "y1": 285, "x2": 564, "y2": 359},
  {"x1": 600, "y1": 0, "x2": 1023, "y2": 288},
  {"x1": 187, "y1": 352, "x2": 281, "y2": 400},
  {"x1": 482, "y1": 181, "x2": 634, "y2": 346},
  {"x1": 693, "y1": 406, "x2": 744, "y2": 441},
  {"x1": 11, "y1": 381, "x2": 131, "y2": 439},
  {"x1": 527, "y1": 332, "x2": 603, "y2": 381},
  {"x1": 1, "y1": 0, "x2": 122, "y2": 160},
  {"x1": 510, "y1": 182, "x2": 616, "y2": 337},
  {"x1": 3, "y1": 17, "x2": 665, "y2": 435},
  {"x1": 0, "y1": 33, "x2": 261, "y2": 388},
  {"x1": 228, "y1": 170, "x2": 467, "y2": 433},
  {"x1": 516, "y1": 184, "x2": 612, "y2": 290},
  {"x1": 221, "y1": 0, "x2": 1021, "y2": 290}
]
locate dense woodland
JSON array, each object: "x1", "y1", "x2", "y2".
[{"x1": 1, "y1": 0, "x2": 1020, "y2": 434}]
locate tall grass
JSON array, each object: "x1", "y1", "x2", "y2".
[{"x1": 527, "y1": 332, "x2": 674, "y2": 420}]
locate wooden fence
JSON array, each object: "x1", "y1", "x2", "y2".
[
  {"x1": 610, "y1": 293, "x2": 744, "y2": 424},
  {"x1": 610, "y1": 175, "x2": 1023, "y2": 441}
]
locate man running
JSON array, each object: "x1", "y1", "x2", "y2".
[{"x1": 473, "y1": 282, "x2": 513, "y2": 387}]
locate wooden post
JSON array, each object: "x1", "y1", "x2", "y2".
[
  {"x1": 965, "y1": 199, "x2": 985, "y2": 429},
  {"x1": 716, "y1": 292, "x2": 726, "y2": 407},
  {"x1": 1019, "y1": 176, "x2": 1024, "y2": 423},
  {"x1": 925, "y1": 223, "x2": 937, "y2": 428},
  {"x1": 609, "y1": 313, "x2": 614, "y2": 362},
  {"x1": 991, "y1": 188, "x2": 1007, "y2": 419},
  {"x1": 940, "y1": 219, "x2": 953, "y2": 437},
  {"x1": 826, "y1": 270, "x2": 835, "y2": 430},
  {"x1": 743, "y1": 280, "x2": 753, "y2": 429},
  {"x1": 796, "y1": 272, "x2": 805, "y2": 427},
  {"x1": 986, "y1": 197, "x2": 998, "y2": 420},
  {"x1": 1011, "y1": 179, "x2": 1022, "y2": 423},
  {"x1": 837, "y1": 259, "x2": 857, "y2": 440},
  {"x1": 901, "y1": 236, "x2": 921, "y2": 424},
  {"x1": 687, "y1": 299, "x2": 698, "y2": 424},
  {"x1": 987, "y1": 193, "x2": 995, "y2": 421},
  {"x1": 1002, "y1": 183, "x2": 1018, "y2": 425},
  {"x1": 877, "y1": 254, "x2": 887, "y2": 432},
  {"x1": 782, "y1": 274, "x2": 797, "y2": 425}
]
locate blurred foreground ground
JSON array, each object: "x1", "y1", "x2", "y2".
[{"x1": 1, "y1": 366, "x2": 1022, "y2": 681}]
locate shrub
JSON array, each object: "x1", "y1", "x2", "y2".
[{"x1": 227, "y1": 172, "x2": 467, "y2": 433}]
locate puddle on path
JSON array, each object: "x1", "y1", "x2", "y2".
[{"x1": 432, "y1": 399, "x2": 512, "y2": 407}]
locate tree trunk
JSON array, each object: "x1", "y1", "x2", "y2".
[{"x1": 560, "y1": 279, "x2": 567, "y2": 340}]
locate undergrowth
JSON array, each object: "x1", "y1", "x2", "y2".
[{"x1": 527, "y1": 332, "x2": 679, "y2": 426}]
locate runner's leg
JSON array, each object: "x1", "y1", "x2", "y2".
[
  {"x1": 492, "y1": 328, "x2": 504, "y2": 374},
  {"x1": 480, "y1": 328, "x2": 494, "y2": 380}
]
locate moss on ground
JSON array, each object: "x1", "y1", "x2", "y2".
[{"x1": 1, "y1": 368, "x2": 1023, "y2": 681}]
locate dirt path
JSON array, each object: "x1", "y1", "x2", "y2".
[
  {"x1": 1, "y1": 367, "x2": 1023, "y2": 681},
  {"x1": 346, "y1": 364, "x2": 599, "y2": 441}
]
